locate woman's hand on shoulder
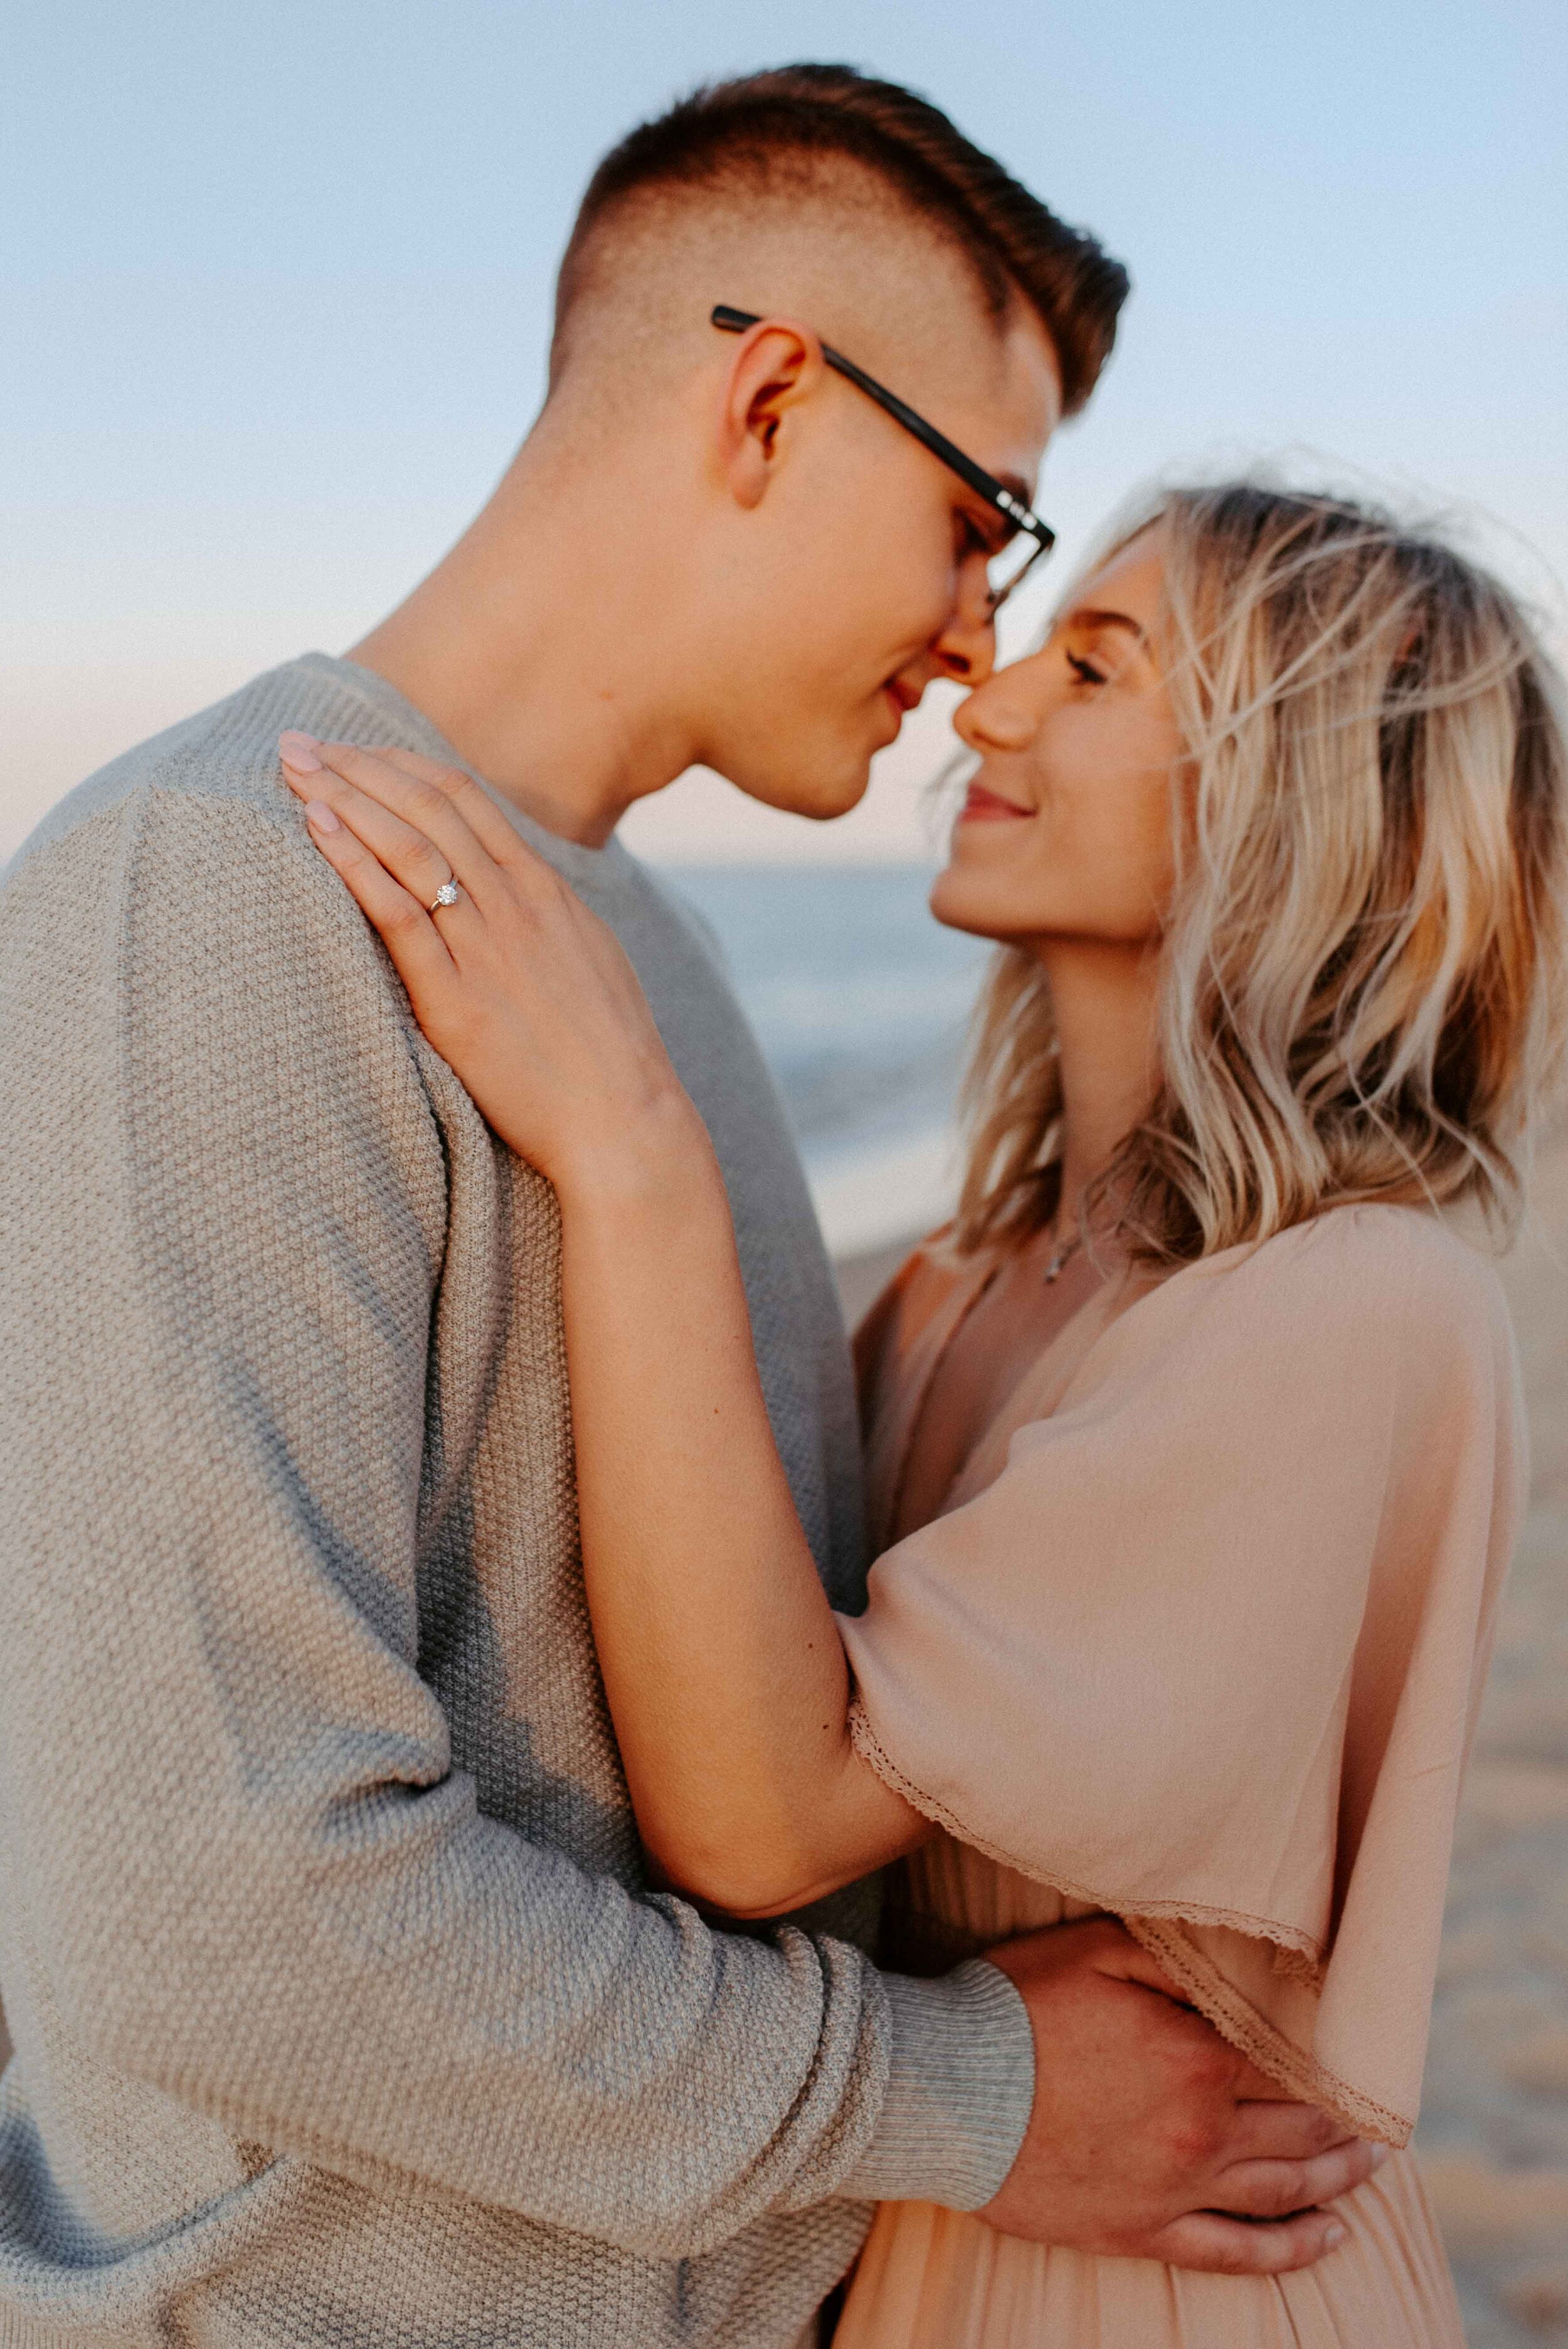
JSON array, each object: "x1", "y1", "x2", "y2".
[{"x1": 277, "y1": 734, "x2": 704, "y2": 1196}]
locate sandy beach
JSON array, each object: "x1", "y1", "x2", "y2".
[{"x1": 1411, "y1": 1125, "x2": 1568, "y2": 2346}]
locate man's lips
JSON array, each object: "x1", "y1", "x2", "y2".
[
  {"x1": 883, "y1": 677, "x2": 922, "y2": 718},
  {"x1": 960, "y1": 781, "x2": 1032, "y2": 822}
]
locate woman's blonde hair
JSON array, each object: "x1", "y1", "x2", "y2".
[{"x1": 955, "y1": 482, "x2": 1568, "y2": 1263}]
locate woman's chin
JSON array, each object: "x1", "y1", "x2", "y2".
[{"x1": 929, "y1": 864, "x2": 1013, "y2": 941}]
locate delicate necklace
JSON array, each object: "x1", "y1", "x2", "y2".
[{"x1": 1042, "y1": 1223, "x2": 1083, "y2": 1285}]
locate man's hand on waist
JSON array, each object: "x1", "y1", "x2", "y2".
[{"x1": 978, "y1": 1917, "x2": 1379, "y2": 2273}]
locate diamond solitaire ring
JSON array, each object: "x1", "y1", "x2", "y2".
[{"x1": 428, "y1": 879, "x2": 460, "y2": 913}]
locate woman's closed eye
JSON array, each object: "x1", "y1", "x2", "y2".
[{"x1": 1066, "y1": 650, "x2": 1110, "y2": 686}]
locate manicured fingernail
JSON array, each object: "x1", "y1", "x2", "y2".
[
  {"x1": 1368, "y1": 2143, "x2": 1389, "y2": 2170},
  {"x1": 304, "y1": 800, "x2": 341, "y2": 833},
  {"x1": 1324, "y1": 2220, "x2": 1346, "y2": 2247},
  {"x1": 279, "y1": 730, "x2": 323, "y2": 773}
]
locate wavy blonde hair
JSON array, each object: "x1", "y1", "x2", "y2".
[{"x1": 954, "y1": 482, "x2": 1568, "y2": 1263}]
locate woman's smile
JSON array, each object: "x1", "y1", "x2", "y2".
[
  {"x1": 960, "y1": 780, "x2": 1032, "y2": 822},
  {"x1": 931, "y1": 526, "x2": 1182, "y2": 952}
]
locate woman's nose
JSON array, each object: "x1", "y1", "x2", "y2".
[{"x1": 953, "y1": 678, "x2": 1039, "y2": 753}]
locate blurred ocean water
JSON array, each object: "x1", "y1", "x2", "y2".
[{"x1": 666, "y1": 864, "x2": 992, "y2": 1259}]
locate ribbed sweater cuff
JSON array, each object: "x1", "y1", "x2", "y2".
[{"x1": 841, "y1": 1959, "x2": 1035, "y2": 2210}]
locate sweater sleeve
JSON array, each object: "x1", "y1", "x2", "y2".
[{"x1": 0, "y1": 780, "x2": 1030, "y2": 2259}]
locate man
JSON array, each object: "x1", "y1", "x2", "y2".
[{"x1": 0, "y1": 66, "x2": 1370, "y2": 2348}]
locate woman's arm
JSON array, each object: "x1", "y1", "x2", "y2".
[
  {"x1": 281, "y1": 738, "x2": 928, "y2": 1912},
  {"x1": 559, "y1": 1109, "x2": 928, "y2": 1912}
]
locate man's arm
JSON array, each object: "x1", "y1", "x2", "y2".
[{"x1": 0, "y1": 780, "x2": 1026, "y2": 2259}]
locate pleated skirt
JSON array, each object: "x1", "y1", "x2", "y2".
[
  {"x1": 835, "y1": 1835, "x2": 1464, "y2": 2348},
  {"x1": 831, "y1": 2147, "x2": 1462, "y2": 2347}
]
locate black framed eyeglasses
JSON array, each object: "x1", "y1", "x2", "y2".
[{"x1": 712, "y1": 304, "x2": 1055, "y2": 613}]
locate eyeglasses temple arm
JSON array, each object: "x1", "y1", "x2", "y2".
[{"x1": 710, "y1": 305, "x2": 1054, "y2": 551}]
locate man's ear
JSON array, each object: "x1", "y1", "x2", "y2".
[{"x1": 713, "y1": 321, "x2": 827, "y2": 512}]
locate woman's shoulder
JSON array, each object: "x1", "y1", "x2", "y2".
[
  {"x1": 1006, "y1": 1203, "x2": 1524, "y2": 1539},
  {"x1": 1154, "y1": 1203, "x2": 1515, "y2": 1389},
  {"x1": 1237, "y1": 1202, "x2": 1504, "y2": 1313}
]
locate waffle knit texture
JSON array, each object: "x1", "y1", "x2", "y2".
[{"x1": 0, "y1": 656, "x2": 1034, "y2": 2348}]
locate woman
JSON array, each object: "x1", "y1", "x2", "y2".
[{"x1": 283, "y1": 483, "x2": 1566, "y2": 2345}]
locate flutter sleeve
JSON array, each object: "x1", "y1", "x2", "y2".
[{"x1": 836, "y1": 1206, "x2": 1524, "y2": 2142}]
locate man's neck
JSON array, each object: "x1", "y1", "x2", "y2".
[{"x1": 349, "y1": 447, "x2": 702, "y2": 849}]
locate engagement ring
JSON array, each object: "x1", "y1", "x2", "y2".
[{"x1": 429, "y1": 880, "x2": 460, "y2": 912}]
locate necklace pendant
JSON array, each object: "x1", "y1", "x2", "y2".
[{"x1": 1042, "y1": 1229, "x2": 1081, "y2": 1285}]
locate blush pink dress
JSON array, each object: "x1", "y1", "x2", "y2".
[{"x1": 827, "y1": 1205, "x2": 1523, "y2": 2349}]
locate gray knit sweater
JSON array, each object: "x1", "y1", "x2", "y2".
[{"x1": 0, "y1": 655, "x2": 1033, "y2": 2348}]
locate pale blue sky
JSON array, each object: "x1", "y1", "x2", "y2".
[{"x1": 4, "y1": 0, "x2": 1565, "y2": 858}]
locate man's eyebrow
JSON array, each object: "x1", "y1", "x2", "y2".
[{"x1": 1067, "y1": 605, "x2": 1150, "y2": 649}]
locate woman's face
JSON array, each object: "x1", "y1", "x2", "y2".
[{"x1": 931, "y1": 524, "x2": 1184, "y2": 951}]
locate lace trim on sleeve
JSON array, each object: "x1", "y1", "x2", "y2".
[{"x1": 847, "y1": 1697, "x2": 1413, "y2": 2150}]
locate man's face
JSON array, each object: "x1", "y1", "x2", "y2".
[{"x1": 696, "y1": 304, "x2": 1063, "y2": 820}]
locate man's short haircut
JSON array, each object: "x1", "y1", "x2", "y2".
[{"x1": 553, "y1": 64, "x2": 1131, "y2": 416}]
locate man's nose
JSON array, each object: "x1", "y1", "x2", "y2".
[{"x1": 931, "y1": 566, "x2": 999, "y2": 687}]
